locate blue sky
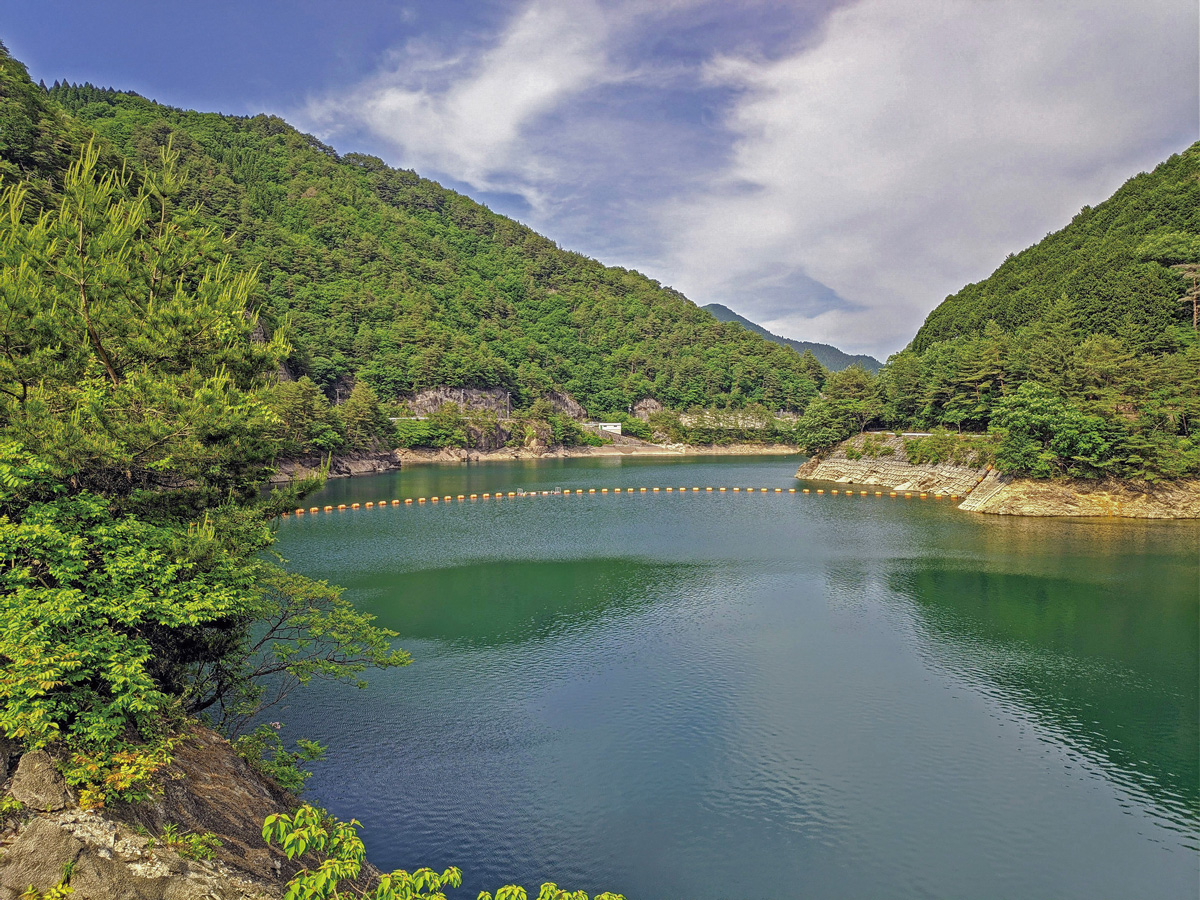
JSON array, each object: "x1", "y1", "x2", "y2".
[{"x1": 4, "y1": 0, "x2": 1196, "y2": 356}]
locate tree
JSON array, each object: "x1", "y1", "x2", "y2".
[{"x1": 0, "y1": 147, "x2": 407, "y2": 806}]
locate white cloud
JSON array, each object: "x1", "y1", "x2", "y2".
[
  {"x1": 305, "y1": 0, "x2": 616, "y2": 200},
  {"x1": 656, "y1": 0, "x2": 1198, "y2": 356},
  {"x1": 302, "y1": 0, "x2": 1196, "y2": 358}
]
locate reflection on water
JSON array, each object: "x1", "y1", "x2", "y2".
[
  {"x1": 274, "y1": 457, "x2": 1199, "y2": 900},
  {"x1": 887, "y1": 564, "x2": 1198, "y2": 835},
  {"x1": 364, "y1": 557, "x2": 708, "y2": 647}
]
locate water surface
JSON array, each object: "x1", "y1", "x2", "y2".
[{"x1": 273, "y1": 456, "x2": 1199, "y2": 899}]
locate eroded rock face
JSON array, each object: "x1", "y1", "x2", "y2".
[
  {"x1": 0, "y1": 727, "x2": 306, "y2": 899},
  {"x1": 10, "y1": 750, "x2": 71, "y2": 812},
  {"x1": 631, "y1": 398, "x2": 663, "y2": 421}
]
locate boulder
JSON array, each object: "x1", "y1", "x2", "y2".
[{"x1": 10, "y1": 750, "x2": 70, "y2": 811}]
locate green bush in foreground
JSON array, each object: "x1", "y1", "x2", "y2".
[{"x1": 263, "y1": 806, "x2": 626, "y2": 900}]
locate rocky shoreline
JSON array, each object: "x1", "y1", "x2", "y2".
[{"x1": 796, "y1": 434, "x2": 1200, "y2": 519}]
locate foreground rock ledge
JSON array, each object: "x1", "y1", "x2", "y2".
[
  {"x1": 0, "y1": 726, "x2": 378, "y2": 900},
  {"x1": 795, "y1": 434, "x2": 1200, "y2": 518}
]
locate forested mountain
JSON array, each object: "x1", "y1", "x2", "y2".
[
  {"x1": 702, "y1": 303, "x2": 881, "y2": 371},
  {"x1": 28, "y1": 63, "x2": 823, "y2": 417},
  {"x1": 913, "y1": 149, "x2": 1200, "y2": 352},
  {"x1": 790, "y1": 142, "x2": 1200, "y2": 481}
]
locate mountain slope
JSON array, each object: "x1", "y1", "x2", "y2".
[
  {"x1": 912, "y1": 144, "x2": 1200, "y2": 353},
  {"x1": 702, "y1": 303, "x2": 881, "y2": 371},
  {"x1": 33, "y1": 69, "x2": 822, "y2": 415}
]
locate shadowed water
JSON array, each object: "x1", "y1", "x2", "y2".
[{"x1": 273, "y1": 456, "x2": 1199, "y2": 899}]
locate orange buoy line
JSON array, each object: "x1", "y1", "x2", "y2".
[{"x1": 279, "y1": 482, "x2": 891, "y2": 520}]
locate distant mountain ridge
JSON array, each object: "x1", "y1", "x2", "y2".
[{"x1": 702, "y1": 304, "x2": 882, "y2": 372}]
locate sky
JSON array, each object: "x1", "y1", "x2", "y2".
[{"x1": 3, "y1": 0, "x2": 1196, "y2": 357}]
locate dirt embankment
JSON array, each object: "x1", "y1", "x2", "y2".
[{"x1": 796, "y1": 434, "x2": 1200, "y2": 519}]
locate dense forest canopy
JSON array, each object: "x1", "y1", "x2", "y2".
[{"x1": 40, "y1": 72, "x2": 828, "y2": 420}]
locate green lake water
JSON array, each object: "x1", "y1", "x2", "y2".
[{"x1": 273, "y1": 456, "x2": 1199, "y2": 899}]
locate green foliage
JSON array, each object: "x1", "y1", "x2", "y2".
[
  {"x1": 264, "y1": 807, "x2": 624, "y2": 900},
  {"x1": 989, "y1": 383, "x2": 1120, "y2": 478},
  {"x1": 0, "y1": 142, "x2": 408, "y2": 806},
  {"x1": 477, "y1": 887, "x2": 625, "y2": 900},
  {"x1": 266, "y1": 377, "x2": 345, "y2": 455},
  {"x1": 264, "y1": 805, "x2": 464, "y2": 900},
  {"x1": 160, "y1": 823, "x2": 222, "y2": 860},
  {"x1": 0, "y1": 140, "x2": 283, "y2": 510},
  {"x1": 337, "y1": 382, "x2": 393, "y2": 452},
  {"x1": 233, "y1": 723, "x2": 325, "y2": 794},
  {"x1": 902, "y1": 429, "x2": 996, "y2": 467}
]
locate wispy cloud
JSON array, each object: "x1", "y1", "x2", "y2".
[
  {"x1": 302, "y1": 0, "x2": 1197, "y2": 357},
  {"x1": 305, "y1": 0, "x2": 618, "y2": 205},
  {"x1": 654, "y1": 0, "x2": 1198, "y2": 354}
]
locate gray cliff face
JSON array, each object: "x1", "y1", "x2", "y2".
[{"x1": 796, "y1": 434, "x2": 1200, "y2": 518}]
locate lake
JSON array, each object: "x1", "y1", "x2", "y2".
[{"x1": 272, "y1": 455, "x2": 1199, "y2": 899}]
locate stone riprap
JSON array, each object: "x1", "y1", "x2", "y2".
[{"x1": 796, "y1": 433, "x2": 1199, "y2": 518}]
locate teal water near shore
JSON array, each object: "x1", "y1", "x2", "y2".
[{"x1": 274, "y1": 456, "x2": 1199, "y2": 899}]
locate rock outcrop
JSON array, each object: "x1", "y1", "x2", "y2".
[
  {"x1": 0, "y1": 726, "x2": 326, "y2": 900},
  {"x1": 268, "y1": 450, "x2": 402, "y2": 483},
  {"x1": 797, "y1": 434, "x2": 1200, "y2": 518}
]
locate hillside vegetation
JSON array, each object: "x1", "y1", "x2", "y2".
[
  {"x1": 789, "y1": 144, "x2": 1200, "y2": 481},
  {"x1": 43, "y1": 76, "x2": 824, "y2": 422}
]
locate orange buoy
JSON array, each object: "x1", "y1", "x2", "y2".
[
  {"x1": 733, "y1": 487, "x2": 741, "y2": 492},
  {"x1": 831, "y1": 490, "x2": 839, "y2": 495},
  {"x1": 508, "y1": 492, "x2": 516, "y2": 497},
  {"x1": 614, "y1": 488, "x2": 621, "y2": 493},
  {"x1": 365, "y1": 502, "x2": 374, "y2": 508},
  {"x1": 295, "y1": 508, "x2": 305, "y2": 515},
  {"x1": 920, "y1": 493, "x2": 927, "y2": 499},
  {"x1": 405, "y1": 498, "x2": 413, "y2": 504},
  {"x1": 640, "y1": 487, "x2": 648, "y2": 492},
  {"x1": 860, "y1": 491, "x2": 867, "y2": 496},
  {"x1": 817, "y1": 489, "x2": 824, "y2": 494},
  {"x1": 889, "y1": 492, "x2": 896, "y2": 497},
  {"x1": 875, "y1": 492, "x2": 882, "y2": 497},
  {"x1": 311, "y1": 507, "x2": 320, "y2": 513},
  {"x1": 706, "y1": 487, "x2": 713, "y2": 492},
  {"x1": 653, "y1": 487, "x2": 660, "y2": 492},
  {"x1": 775, "y1": 488, "x2": 782, "y2": 493},
  {"x1": 325, "y1": 505, "x2": 333, "y2": 512},
  {"x1": 588, "y1": 488, "x2": 596, "y2": 493},
  {"x1": 338, "y1": 504, "x2": 348, "y2": 510},
  {"x1": 802, "y1": 489, "x2": 809, "y2": 494},
  {"x1": 602, "y1": 488, "x2": 609, "y2": 493},
  {"x1": 904, "y1": 493, "x2": 912, "y2": 498},
  {"x1": 666, "y1": 487, "x2": 674, "y2": 492},
  {"x1": 789, "y1": 488, "x2": 796, "y2": 493},
  {"x1": 444, "y1": 496, "x2": 451, "y2": 502},
  {"x1": 719, "y1": 487, "x2": 727, "y2": 492},
  {"x1": 457, "y1": 495, "x2": 465, "y2": 501}
]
